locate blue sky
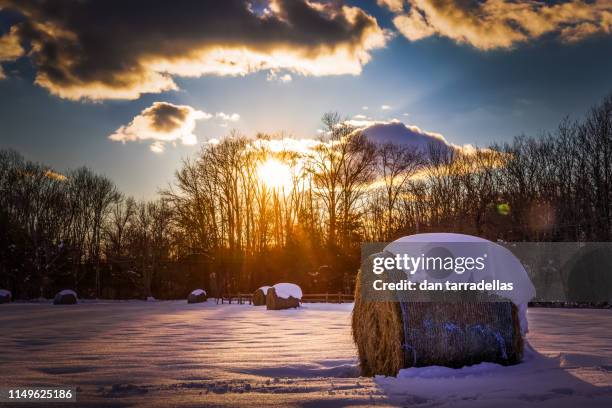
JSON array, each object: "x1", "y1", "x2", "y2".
[{"x1": 1, "y1": 0, "x2": 611, "y2": 198}]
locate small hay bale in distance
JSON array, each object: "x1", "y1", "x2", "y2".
[
  {"x1": 353, "y1": 233, "x2": 534, "y2": 377},
  {"x1": 187, "y1": 289, "x2": 208, "y2": 304},
  {"x1": 0, "y1": 289, "x2": 11, "y2": 304},
  {"x1": 266, "y1": 283, "x2": 302, "y2": 310},
  {"x1": 53, "y1": 289, "x2": 78, "y2": 305},
  {"x1": 266, "y1": 288, "x2": 299, "y2": 310},
  {"x1": 252, "y1": 286, "x2": 270, "y2": 306}
]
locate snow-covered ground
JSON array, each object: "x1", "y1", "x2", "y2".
[
  {"x1": 379, "y1": 308, "x2": 612, "y2": 407},
  {"x1": 0, "y1": 302, "x2": 610, "y2": 407}
]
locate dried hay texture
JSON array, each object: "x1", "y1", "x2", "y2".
[
  {"x1": 352, "y1": 270, "x2": 405, "y2": 376},
  {"x1": 266, "y1": 287, "x2": 300, "y2": 310},
  {"x1": 252, "y1": 288, "x2": 267, "y2": 306},
  {"x1": 352, "y1": 269, "x2": 523, "y2": 377}
]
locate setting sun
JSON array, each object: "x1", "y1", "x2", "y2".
[
  {"x1": 257, "y1": 158, "x2": 293, "y2": 190},
  {"x1": 2, "y1": 1, "x2": 611, "y2": 406}
]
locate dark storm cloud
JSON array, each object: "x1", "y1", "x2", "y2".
[{"x1": 0, "y1": 0, "x2": 386, "y2": 100}]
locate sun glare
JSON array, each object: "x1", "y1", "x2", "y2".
[{"x1": 257, "y1": 159, "x2": 293, "y2": 190}]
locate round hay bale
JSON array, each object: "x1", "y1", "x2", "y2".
[
  {"x1": 353, "y1": 268, "x2": 523, "y2": 376},
  {"x1": 252, "y1": 286, "x2": 270, "y2": 306},
  {"x1": 0, "y1": 289, "x2": 11, "y2": 304},
  {"x1": 187, "y1": 289, "x2": 208, "y2": 304},
  {"x1": 352, "y1": 272, "x2": 404, "y2": 376},
  {"x1": 266, "y1": 283, "x2": 302, "y2": 310},
  {"x1": 353, "y1": 232, "x2": 534, "y2": 377},
  {"x1": 53, "y1": 289, "x2": 77, "y2": 305}
]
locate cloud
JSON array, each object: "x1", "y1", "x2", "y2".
[
  {"x1": 392, "y1": 7, "x2": 436, "y2": 41},
  {"x1": 345, "y1": 117, "x2": 383, "y2": 128},
  {"x1": 0, "y1": 0, "x2": 387, "y2": 100},
  {"x1": 149, "y1": 141, "x2": 166, "y2": 154},
  {"x1": 382, "y1": 0, "x2": 612, "y2": 50},
  {"x1": 216, "y1": 112, "x2": 241, "y2": 122},
  {"x1": 251, "y1": 137, "x2": 323, "y2": 155},
  {"x1": 279, "y1": 74, "x2": 293, "y2": 83},
  {"x1": 109, "y1": 102, "x2": 210, "y2": 153},
  {"x1": 0, "y1": 26, "x2": 24, "y2": 79},
  {"x1": 356, "y1": 120, "x2": 477, "y2": 155},
  {"x1": 267, "y1": 70, "x2": 293, "y2": 83},
  {"x1": 381, "y1": 104, "x2": 392, "y2": 110},
  {"x1": 44, "y1": 169, "x2": 66, "y2": 181},
  {"x1": 377, "y1": 0, "x2": 405, "y2": 13}
]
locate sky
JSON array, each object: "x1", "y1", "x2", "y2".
[{"x1": 1, "y1": 0, "x2": 611, "y2": 198}]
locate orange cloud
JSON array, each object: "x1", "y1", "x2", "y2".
[
  {"x1": 0, "y1": 26, "x2": 24, "y2": 79},
  {"x1": 0, "y1": 0, "x2": 387, "y2": 100},
  {"x1": 376, "y1": 0, "x2": 405, "y2": 13},
  {"x1": 382, "y1": 0, "x2": 612, "y2": 50}
]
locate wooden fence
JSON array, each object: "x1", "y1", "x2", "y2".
[
  {"x1": 216, "y1": 293, "x2": 252, "y2": 304},
  {"x1": 301, "y1": 293, "x2": 354, "y2": 303},
  {"x1": 216, "y1": 292, "x2": 354, "y2": 305}
]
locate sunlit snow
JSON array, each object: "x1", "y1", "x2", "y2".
[{"x1": 0, "y1": 302, "x2": 609, "y2": 407}]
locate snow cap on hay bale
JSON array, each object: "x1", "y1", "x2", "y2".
[
  {"x1": 253, "y1": 286, "x2": 270, "y2": 306},
  {"x1": 352, "y1": 233, "x2": 535, "y2": 377},
  {"x1": 266, "y1": 283, "x2": 302, "y2": 310},
  {"x1": 53, "y1": 289, "x2": 77, "y2": 305},
  {"x1": 0, "y1": 289, "x2": 11, "y2": 304},
  {"x1": 187, "y1": 289, "x2": 207, "y2": 304}
]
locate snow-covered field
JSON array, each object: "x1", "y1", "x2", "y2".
[{"x1": 0, "y1": 302, "x2": 610, "y2": 407}]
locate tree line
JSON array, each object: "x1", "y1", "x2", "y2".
[{"x1": 1, "y1": 94, "x2": 611, "y2": 299}]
